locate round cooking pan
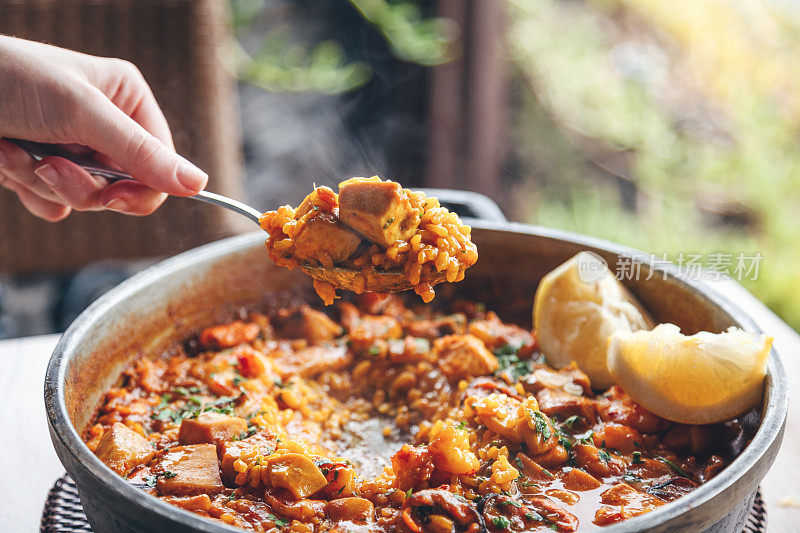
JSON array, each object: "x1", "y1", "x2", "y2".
[{"x1": 45, "y1": 191, "x2": 787, "y2": 533}]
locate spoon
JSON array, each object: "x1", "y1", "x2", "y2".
[
  {"x1": 7, "y1": 138, "x2": 263, "y2": 223},
  {"x1": 8, "y1": 139, "x2": 434, "y2": 293}
]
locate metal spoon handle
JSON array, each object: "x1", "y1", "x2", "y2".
[{"x1": 6, "y1": 138, "x2": 263, "y2": 224}]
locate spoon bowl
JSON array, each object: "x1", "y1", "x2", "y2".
[{"x1": 301, "y1": 264, "x2": 447, "y2": 293}]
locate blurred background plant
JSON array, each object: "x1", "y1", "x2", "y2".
[
  {"x1": 231, "y1": 0, "x2": 454, "y2": 94},
  {"x1": 506, "y1": 0, "x2": 800, "y2": 330}
]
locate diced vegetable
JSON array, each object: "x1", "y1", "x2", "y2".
[
  {"x1": 178, "y1": 412, "x2": 248, "y2": 446},
  {"x1": 268, "y1": 453, "x2": 328, "y2": 498},
  {"x1": 94, "y1": 423, "x2": 155, "y2": 476},
  {"x1": 155, "y1": 444, "x2": 224, "y2": 496}
]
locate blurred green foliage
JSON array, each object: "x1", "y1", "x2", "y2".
[
  {"x1": 233, "y1": 33, "x2": 372, "y2": 95},
  {"x1": 348, "y1": 0, "x2": 455, "y2": 65},
  {"x1": 508, "y1": 0, "x2": 800, "y2": 330},
  {"x1": 230, "y1": 0, "x2": 453, "y2": 94}
]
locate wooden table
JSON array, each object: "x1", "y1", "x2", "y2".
[{"x1": 1, "y1": 280, "x2": 799, "y2": 532}]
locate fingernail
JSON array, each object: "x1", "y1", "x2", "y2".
[
  {"x1": 176, "y1": 158, "x2": 208, "y2": 193},
  {"x1": 0, "y1": 146, "x2": 7, "y2": 167},
  {"x1": 104, "y1": 198, "x2": 130, "y2": 213},
  {"x1": 35, "y1": 163, "x2": 60, "y2": 187}
]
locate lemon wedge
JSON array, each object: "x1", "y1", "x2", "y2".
[
  {"x1": 534, "y1": 252, "x2": 654, "y2": 390},
  {"x1": 607, "y1": 324, "x2": 771, "y2": 424}
]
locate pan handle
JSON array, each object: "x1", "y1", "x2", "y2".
[{"x1": 416, "y1": 188, "x2": 507, "y2": 223}]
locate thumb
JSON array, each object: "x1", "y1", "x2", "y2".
[{"x1": 77, "y1": 90, "x2": 207, "y2": 196}]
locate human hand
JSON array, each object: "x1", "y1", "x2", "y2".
[{"x1": 0, "y1": 36, "x2": 208, "y2": 221}]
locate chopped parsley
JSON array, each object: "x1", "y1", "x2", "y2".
[
  {"x1": 555, "y1": 427, "x2": 575, "y2": 465},
  {"x1": 598, "y1": 450, "x2": 612, "y2": 463},
  {"x1": 456, "y1": 421, "x2": 467, "y2": 430},
  {"x1": 143, "y1": 475, "x2": 157, "y2": 488},
  {"x1": 151, "y1": 392, "x2": 240, "y2": 424},
  {"x1": 623, "y1": 473, "x2": 642, "y2": 484},
  {"x1": 155, "y1": 394, "x2": 170, "y2": 411},
  {"x1": 265, "y1": 514, "x2": 287, "y2": 527},
  {"x1": 562, "y1": 415, "x2": 582, "y2": 428},
  {"x1": 163, "y1": 471, "x2": 177, "y2": 479},
  {"x1": 632, "y1": 451, "x2": 643, "y2": 464},
  {"x1": 498, "y1": 500, "x2": 523, "y2": 508},
  {"x1": 368, "y1": 346, "x2": 381, "y2": 356},
  {"x1": 406, "y1": 488, "x2": 413, "y2": 498},
  {"x1": 656, "y1": 456, "x2": 692, "y2": 478},
  {"x1": 532, "y1": 411, "x2": 552, "y2": 441},
  {"x1": 493, "y1": 343, "x2": 530, "y2": 380},
  {"x1": 383, "y1": 218, "x2": 395, "y2": 229},
  {"x1": 576, "y1": 430, "x2": 594, "y2": 445},
  {"x1": 491, "y1": 516, "x2": 511, "y2": 529},
  {"x1": 172, "y1": 386, "x2": 201, "y2": 396},
  {"x1": 236, "y1": 425, "x2": 259, "y2": 441}
]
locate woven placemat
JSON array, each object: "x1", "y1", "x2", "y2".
[{"x1": 41, "y1": 473, "x2": 767, "y2": 532}]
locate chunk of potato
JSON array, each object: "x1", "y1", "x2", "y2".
[
  {"x1": 155, "y1": 444, "x2": 224, "y2": 496},
  {"x1": 433, "y1": 334, "x2": 498, "y2": 382},
  {"x1": 178, "y1": 412, "x2": 248, "y2": 446},
  {"x1": 268, "y1": 453, "x2": 328, "y2": 498},
  {"x1": 338, "y1": 177, "x2": 420, "y2": 248},
  {"x1": 94, "y1": 423, "x2": 155, "y2": 476},
  {"x1": 326, "y1": 497, "x2": 375, "y2": 523}
]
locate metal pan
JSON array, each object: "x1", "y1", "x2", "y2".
[{"x1": 44, "y1": 191, "x2": 787, "y2": 532}]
